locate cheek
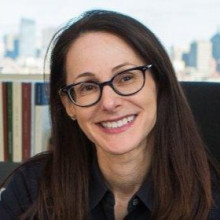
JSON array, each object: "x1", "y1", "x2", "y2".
[
  {"x1": 141, "y1": 87, "x2": 157, "y2": 128},
  {"x1": 144, "y1": 98, "x2": 157, "y2": 126},
  {"x1": 75, "y1": 110, "x2": 96, "y2": 138},
  {"x1": 75, "y1": 111, "x2": 90, "y2": 128}
]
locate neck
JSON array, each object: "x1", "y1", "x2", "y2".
[{"x1": 96, "y1": 144, "x2": 152, "y2": 198}]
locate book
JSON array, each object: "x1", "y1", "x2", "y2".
[
  {"x1": 34, "y1": 82, "x2": 50, "y2": 155},
  {"x1": 31, "y1": 82, "x2": 35, "y2": 157},
  {"x1": 6, "y1": 82, "x2": 13, "y2": 161},
  {"x1": 2, "y1": 82, "x2": 8, "y2": 161},
  {"x1": 12, "y1": 82, "x2": 22, "y2": 162},
  {"x1": 0, "y1": 82, "x2": 4, "y2": 161},
  {"x1": 22, "y1": 82, "x2": 31, "y2": 161},
  {"x1": 0, "y1": 75, "x2": 51, "y2": 162}
]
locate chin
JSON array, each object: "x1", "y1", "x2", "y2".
[{"x1": 98, "y1": 143, "x2": 139, "y2": 156}]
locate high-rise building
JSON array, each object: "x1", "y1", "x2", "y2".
[
  {"x1": 19, "y1": 18, "x2": 36, "y2": 58},
  {"x1": 3, "y1": 34, "x2": 19, "y2": 59},
  {"x1": 42, "y1": 27, "x2": 56, "y2": 50},
  {"x1": 187, "y1": 40, "x2": 213, "y2": 76},
  {"x1": 211, "y1": 30, "x2": 220, "y2": 60},
  {"x1": 182, "y1": 52, "x2": 190, "y2": 66},
  {"x1": 211, "y1": 30, "x2": 220, "y2": 72},
  {"x1": 41, "y1": 27, "x2": 56, "y2": 58},
  {"x1": 170, "y1": 46, "x2": 186, "y2": 74}
]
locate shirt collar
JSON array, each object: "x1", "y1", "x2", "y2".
[
  {"x1": 136, "y1": 172, "x2": 154, "y2": 211},
  {"x1": 89, "y1": 156, "x2": 154, "y2": 212},
  {"x1": 89, "y1": 156, "x2": 108, "y2": 211}
]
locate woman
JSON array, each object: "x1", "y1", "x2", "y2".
[{"x1": 1, "y1": 10, "x2": 220, "y2": 219}]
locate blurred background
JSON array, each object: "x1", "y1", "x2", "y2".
[{"x1": 0, "y1": 0, "x2": 220, "y2": 81}]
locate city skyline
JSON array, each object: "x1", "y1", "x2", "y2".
[
  {"x1": 1, "y1": 1, "x2": 220, "y2": 81},
  {"x1": 1, "y1": 17, "x2": 220, "y2": 81},
  {"x1": 0, "y1": 0, "x2": 220, "y2": 48}
]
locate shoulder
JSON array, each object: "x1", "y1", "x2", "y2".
[
  {"x1": 0, "y1": 153, "x2": 51, "y2": 219},
  {"x1": 209, "y1": 166, "x2": 220, "y2": 219},
  {"x1": 17, "y1": 153, "x2": 50, "y2": 181}
]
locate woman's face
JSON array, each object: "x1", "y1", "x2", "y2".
[{"x1": 62, "y1": 32, "x2": 157, "y2": 156}]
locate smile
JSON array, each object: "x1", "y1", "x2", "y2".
[{"x1": 100, "y1": 115, "x2": 136, "y2": 129}]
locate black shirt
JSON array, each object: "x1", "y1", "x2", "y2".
[
  {"x1": 1, "y1": 158, "x2": 220, "y2": 219},
  {"x1": 90, "y1": 158, "x2": 152, "y2": 219}
]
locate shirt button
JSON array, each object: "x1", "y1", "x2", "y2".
[{"x1": 132, "y1": 198, "x2": 139, "y2": 206}]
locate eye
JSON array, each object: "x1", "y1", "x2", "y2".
[
  {"x1": 121, "y1": 74, "x2": 134, "y2": 82},
  {"x1": 116, "y1": 72, "x2": 136, "y2": 85},
  {"x1": 81, "y1": 84, "x2": 95, "y2": 91},
  {"x1": 76, "y1": 82, "x2": 98, "y2": 95}
]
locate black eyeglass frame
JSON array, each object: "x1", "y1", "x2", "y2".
[{"x1": 59, "y1": 64, "x2": 153, "y2": 107}]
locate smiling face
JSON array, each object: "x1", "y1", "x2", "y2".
[{"x1": 62, "y1": 32, "x2": 157, "y2": 157}]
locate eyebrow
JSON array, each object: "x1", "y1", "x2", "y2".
[
  {"x1": 75, "y1": 62, "x2": 133, "y2": 80},
  {"x1": 75, "y1": 72, "x2": 95, "y2": 80}
]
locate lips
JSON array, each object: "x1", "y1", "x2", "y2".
[{"x1": 100, "y1": 115, "x2": 136, "y2": 129}]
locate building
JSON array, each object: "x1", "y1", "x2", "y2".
[
  {"x1": 19, "y1": 18, "x2": 36, "y2": 58},
  {"x1": 3, "y1": 34, "x2": 19, "y2": 59},
  {"x1": 41, "y1": 27, "x2": 56, "y2": 58},
  {"x1": 187, "y1": 40, "x2": 213, "y2": 77},
  {"x1": 170, "y1": 46, "x2": 186, "y2": 79},
  {"x1": 211, "y1": 30, "x2": 220, "y2": 72}
]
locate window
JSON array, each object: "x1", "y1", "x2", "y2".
[{"x1": 0, "y1": 0, "x2": 220, "y2": 81}]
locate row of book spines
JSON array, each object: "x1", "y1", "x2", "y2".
[
  {"x1": 0, "y1": 81, "x2": 49, "y2": 162},
  {"x1": 3, "y1": 82, "x2": 32, "y2": 162}
]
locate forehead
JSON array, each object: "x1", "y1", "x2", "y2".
[
  {"x1": 68, "y1": 31, "x2": 136, "y2": 57},
  {"x1": 65, "y1": 32, "x2": 144, "y2": 80}
]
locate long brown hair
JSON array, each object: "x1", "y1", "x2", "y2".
[{"x1": 21, "y1": 10, "x2": 217, "y2": 219}]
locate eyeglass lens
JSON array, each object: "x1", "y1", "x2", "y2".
[{"x1": 68, "y1": 68, "x2": 145, "y2": 106}]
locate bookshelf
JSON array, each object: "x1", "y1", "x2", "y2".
[
  {"x1": 0, "y1": 74, "x2": 51, "y2": 168},
  {"x1": 0, "y1": 73, "x2": 49, "y2": 81}
]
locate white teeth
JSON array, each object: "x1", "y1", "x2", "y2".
[
  {"x1": 101, "y1": 115, "x2": 135, "y2": 129},
  {"x1": 112, "y1": 122, "x2": 117, "y2": 128}
]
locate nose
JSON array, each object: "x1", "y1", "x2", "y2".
[{"x1": 99, "y1": 85, "x2": 122, "y2": 111}]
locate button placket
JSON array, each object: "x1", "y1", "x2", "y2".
[{"x1": 132, "y1": 198, "x2": 139, "y2": 206}]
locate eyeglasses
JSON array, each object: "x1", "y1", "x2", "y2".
[{"x1": 59, "y1": 64, "x2": 153, "y2": 107}]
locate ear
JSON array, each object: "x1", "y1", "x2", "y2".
[{"x1": 60, "y1": 95, "x2": 76, "y2": 119}]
